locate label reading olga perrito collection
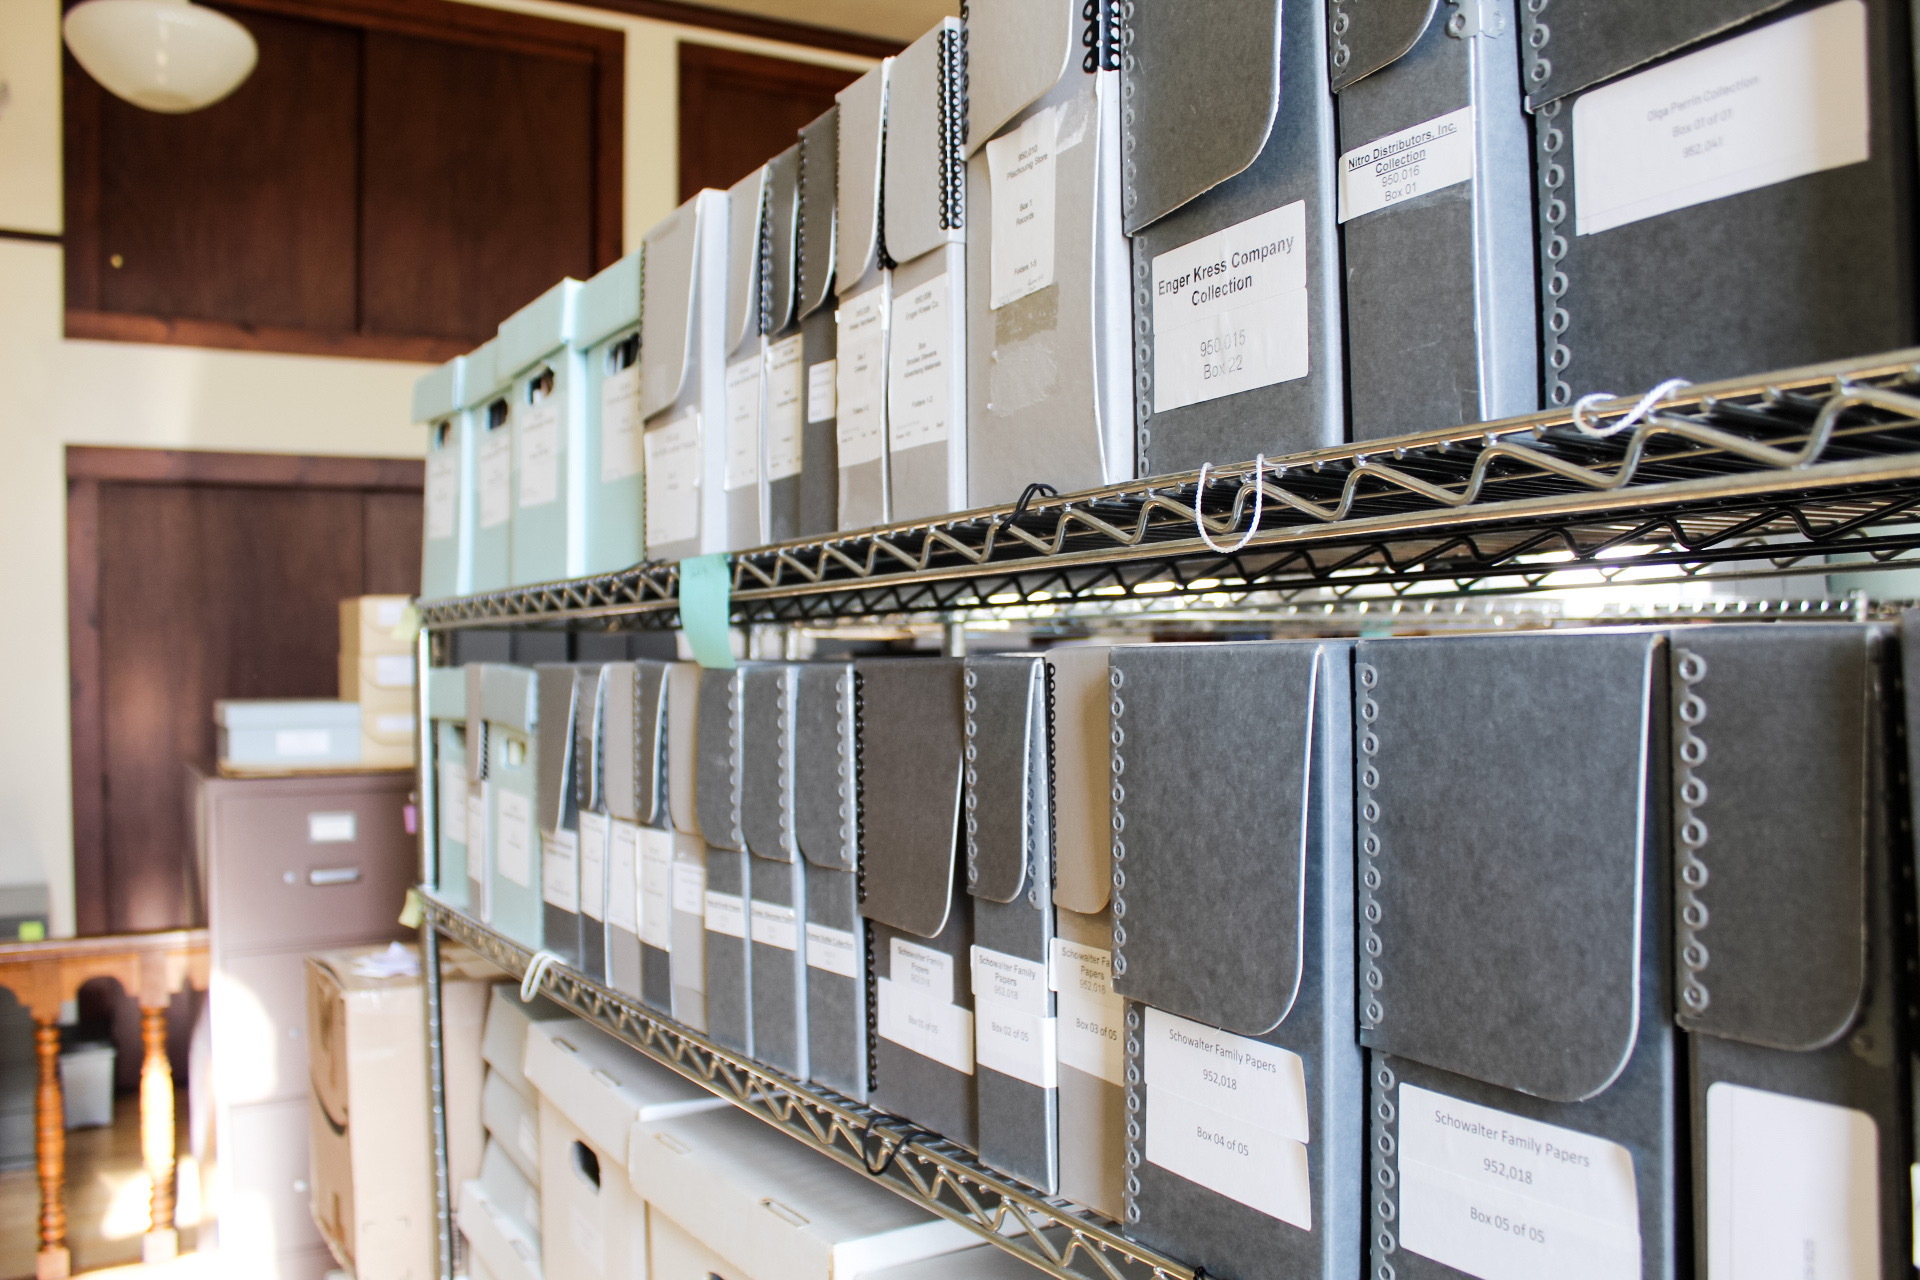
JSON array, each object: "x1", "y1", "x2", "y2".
[{"x1": 1150, "y1": 201, "x2": 1309, "y2": 414}]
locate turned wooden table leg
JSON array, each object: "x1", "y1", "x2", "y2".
[
  {"x1": 34, "y1": 1017, "x2": 68, "y2": 1280},
  {"x1": 140, "y1": 1005, "x2": 178, "y2": 1263}
]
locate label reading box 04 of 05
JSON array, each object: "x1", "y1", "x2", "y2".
[
  {"x1": 1150, "y1": 201, "x2": 1309, "y2": 413},
  {"x1": 888, "y1": 276, "x2": 952, "y2": 452},
  {"x1": 601, "y1": 365, "x2": 643, "y2": 483},
  {"x1": 1396, "y1": 1083, "x2": 1641, "y2": 1280},
  {"x1": 643, "y1": 414, "x2": 701, "y2": 546},
  {"x1": 878, "y1": 938, "x2": 974, "y2": 1074},
  {"x1": 1339, "y1": 106, "x2": 1475, "y2": 223},
  {"x1": 971, "y1": 946, "x2": 1056, "y2": 1089}
]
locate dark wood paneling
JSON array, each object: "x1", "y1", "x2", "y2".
[
  {"x1": 66, "y1": 477, "x2": 106, "y2": 937},
  {"x1": 65, "y1": 310, "x2": 469, "y2": 364},
  {"x1": 678, "y1": 43, "x2": 859, "y2": 200},
  {"x1": 364, "y1": 491, "x2": 425, "y2": 595},
  {"x1": 96, "y1": 6, "x2": 361, "y2": 333},
  {"x1": 543, "y1": 0, "x2": 899, "y2": 58},
  {"x1": 68, "y1": 445, "x2": 423, "y2": 490}
]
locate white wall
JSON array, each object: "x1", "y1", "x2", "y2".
[{"x1": 0, "y1": 0, "x2": 875, "y2": 934}]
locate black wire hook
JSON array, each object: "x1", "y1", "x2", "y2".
[{"x1": 998, "y1": 482, "x2": 1060, "y2": 531}]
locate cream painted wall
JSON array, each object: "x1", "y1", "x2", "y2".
[{"x1": 0, "y1": 0, "x2": 877, "y2": 933}]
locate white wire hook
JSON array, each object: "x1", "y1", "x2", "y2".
[
  {"x1": 1570, "y1": 378, "x2": 1693, "y2": 439},
  {"x1": 520, "y1": 949, "x2": 562, "y2": 1002},
  {"x1": 1194, "y1": 454, "x2": 1267, "y2": 555}
]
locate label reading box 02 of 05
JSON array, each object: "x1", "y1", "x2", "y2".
[
  {"x1": 1149, "y1": 201, "x2": 1308, "y2": 413},
  {"x1": 878, "y1": 938, "x2": 974, "y2": 1074}
]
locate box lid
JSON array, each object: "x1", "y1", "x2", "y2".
[
  {"x1": 766, "y1": 144, "x2": 802, "y2": 333},
  {"x1": 965, "y1": 0, "x2": 1079, "y2": 154},
  {"x1": 535, "y1": 665, "x2": 580, "y2": 835},
  {"x1": 798, "y1": 107, "x2": 839, "y2": 320},
  {"x1": 1521, "y1": 0, "x2": 1791, "y2": 109},
  {"x1": 577, "y1": 250, "x2": 644, "y2": 350},
  {"x1": 461, "y1": 1165, "x2": 542, "y2": 1280},
  {"x1": 1327, "y1": 0, "x2": 1438, "y2": 93},
  {"x1": 214, "y1": 699, "x2": 360, "y2": 729},
  {"x1": 482, "y1": 666, "x2": 539, "y2": 736},
  {"x1": 497, "y1": 278, "x2": 582, "y2": 379},
  {"x1": 793, "y1": 663, "x2": 856, "y2": 872},
  {"x1": 696, "y1": 668, "x2": 745, "y2": 851},
  {"x1": 741, "y1": 665, "x2": 797, "y2": 863},
  {"x1": 634, "y1": 660, "x2": 670, "y2": 826},
  {"x1": 961, "y1": 656, "x2": 1044, "y2": 903},
  {"x1": 573, "y1": 666, "x2": 607, "y2": 814},
  {"x1": 462, "y1": 338, "x2": 504, "y2": 408},
  {"x1": 1044, "y1": 646, "x2": 1111, "y2": 914},
  {"x1": 640, "y1": 193, "x2": 708, "y2": 420},
  {"x1": 523, "y1": 1017, "x2": 726, "y2": 1160},
  {"x1": 480, "y1": 984, "x2": 573, "y2": 1097},
  {"x1": 854, "y1": 658, "x2": 964, "y2": 939},
  {"x1": 865, "y1": 1245, "x2": 1050, "y2": 1280},
  {"x1": 726, "y1": 166, "x2": 769, "y2": 359},
  {"x1": 427, "y1": 667, "x2": 467, "y2": 723},
  {"x1": 413, "y1": 355, "x2": 467, "y2": 424},
  {"x1": 835, "y1": 61, "x2": 891, "y2": 295},
  {"x1": 603, "y1": 664, "x2": 641, "y2": 823},
  {"x1": 882, "y1": 20, "x2": 965, "y2": 265},
  {"x1": 627, "y1": 1107, "x2": 977, "y2": 1280}
]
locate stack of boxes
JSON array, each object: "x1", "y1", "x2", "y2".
[
  {"x1": 338, "y1": 595, "x2": 416, "y2": 767},
  {"x1": 462, "y1": 986, "x2": 571, "y2": 1280}
]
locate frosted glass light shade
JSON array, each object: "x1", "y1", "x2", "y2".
[{"x1": 63, "y1": 0, "x2": 257, "y2": 114}]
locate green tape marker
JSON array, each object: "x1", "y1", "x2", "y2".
[{"x1": 678, "y1": 554, "x2": 736, "y2": 669}]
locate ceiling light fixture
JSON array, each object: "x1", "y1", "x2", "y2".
[{"x1": 63, "y1": 0, "x2": 257, "y2": 114}]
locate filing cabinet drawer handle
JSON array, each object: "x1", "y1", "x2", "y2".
[{"x1": 308, "y1": 867, "x2": 362, "y2": 886}]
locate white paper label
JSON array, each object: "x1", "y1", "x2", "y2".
[
  {"x1": 970, "y1": 946, "x2": 1050, "y2": 1018},
  {"x1": 750, "y1": 900, "x2": 798, "y2": 951},
  {"x1": 375, "y1": 713, "x2": 414, "y2": 736},
  {"x1": 1146, "y1": 1086, "x2": 1313, "y2": 1229},
  {"x1": 426, "y1": 448, "x2": 458, "y2": 541},
  {"x1": 876, "y1": 976, "x2": 975, "y2": 1074},
  {"x1": 835, "y1": 288, "x2": 886, "y2": 466},
  {"x1": 724, "y1": 356, "x2": 763, "y2": 490},
  {"x1": 375, "y1": 598, "x2": 405, "y2": 627},
  {"x1": 607, "y1": 819, "x2": 640, "y2": 934},
  {"x1": 467, "y1": 787, "x2": 490, "y2": 882},
  {"x1": 308, "y1": 811, "x2": 355, "y2": 843},
  {"x1": 541, "y1": 830, "x2": 578, "y2": 911},
  {"x1": 1051, "y1": 939, "x2": 1115, "y2": 1000},
  {"x1": 1706, "y1": 1082, "x2": 1879, "y2": 1280},
  {"x1": 274, "y1": 729, "x2": 330, "y2": 758},
  {"x1": 1571, "y1": 0, "x2": 1869, "y2": 237},
  {"x1": 1150, "y1": 201, "x2": 1309, "y2": 413},
  {"x1": 888, "y1": 274, "x2": 951, "y2": 452},
  {"x1": 703, "y1": 890, "x2": 746, "y2": 938},
  {"x1": 496, "y1": 790, "x2": 532, "y2": 887},
  {"x1": 643, "y1": 413, "x2": 700, "y2": 547},
  {"x1": 805, "y1": 922, "x2": 858, "y2": 977},
  {"x1": 374, "y1": 654, "x2": 415, "y2": 688},
  {"x1": 807, "y1": 360, "x2": 838, "y2": 423},
  {"x1": 578, "y1": 812, "x2": 608, "y2": 921},
  {"x1": 1340, "y1": 106, "x2": 1476, "y2": 222},
  {"x1": 671, "y1": 861, "x2": 706, "y2": 916},
  {"x1": 478, "y1": 429, "x2": 512, "y2": 529},
  {"x1": 1398, "y1": 1082, "x2": 1642, "y2": 1280},
  {"x1": 765, "y1": 335, "x2": 805, "y2": 480},
  {"x1": 1051, "y1": 940, "x2": 1123, "y2": 1085},
  {"x1": 440, "y1": 763, "x2": 468, "y2": 843},
  {"x1": 517, "y1": 401, "x2": 561, "y2": 509},
  {"x1": 892, "y1": 937, "x2": 955, "y2": 1002},
  {"x1": 639, "y1": 828, "x2": 675, "y2": 949},
  {"x1": 600, "y1": 365, "x2": 644, "y2": 483},
  {"x1": 988, "y1": 106, "x2": 1059, "y2": 308},
  {"x1": 976, "y1": 1000, "x2": 1057, "y2": 1088},
  {"x1": 1144, "y1": 1006, "x2": 1309, "y2": 1141}
]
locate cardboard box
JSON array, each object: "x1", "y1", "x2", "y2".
[
  {"x1": 724, "y1": 164, "x2": 772, "y2": 552},
  {"x1": 464, "y1": 339, "x2": 514, "y2": 595},
  {"x1": 215, "y1": 700, "x2": 362, "y2": 769},
  {"x1": 743, "y1": 664, "x2": 808, "y2": 1078},
  {"x1": 480, "y1": 985, "x2": 573, "y2": 1107},
  {"x1": 499, "y1": 279, "x2": 587, "y2": 588},
  {"x1": 762, "y1": 145, "x2": 805, "y2": 544},
  {"x1": 340, "y1": 596, "x2": 414, "y2": 659},
  {"x1": 697, "y1": 666, "x2": 753, "y2": 1056},
  {"x1": 640, "y1": 191, "x2": 731, "y2": 563},
  {"x1": 792, "y1": 662, "x2": 867, "y2": 1100},
  {"x1": 460, "y1": 1140, "x2": 542, "y2": 1280},
  {"x1": 834, "y1": 61, "x2": 893, "y2": 529},
  {"x1": 575, "y1": 250, "x2": 647, "y2": 578},
  {"x1": 648, "y1": 1208, "x2": 736, "y2": 1280},
  {"x1": 796, "y1": 108, "x2": 841, "y2": 540},
  {"x1": 415, "y1": 356, "x2": 472, "y2": 601},
  {"x1": 482, "y1": 1068, "x2": 541, "y2": 1186}
]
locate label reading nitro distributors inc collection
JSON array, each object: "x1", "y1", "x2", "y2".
[
  {"x1": 1339, "y1": 106, "x2": 1475, "y2": 222},
  {"x1": 1150, "y1": 202, "x2": 1309, "y2": 413}
]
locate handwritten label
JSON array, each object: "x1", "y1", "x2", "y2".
[
  {"x1": 600, "y1": 364, "x2": 643, "y2": 483},
  {"x1": 643, "y1": 413, "x2": 700, "y2": 548},
  {"x1": 987, "y1": 106, "x2": 1059, "y2": 308},
  {"x1": 1340, "y1": 106, "x2": 1475, "y2": 222},
  {"x1": 888, "y1": 274, "x2": 951, "y2": 452},
  {"x1": 1150, "y1": 201, "x2": 1309, "y2": 412},
  {"x1": 835, "y1": 287, "x2": 887, "y2": 466},
  {"x1": 766, "y1": 335, "x2": 805, "y2": 480}
]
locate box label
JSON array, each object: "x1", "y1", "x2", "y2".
[
  {"x1": 1150, "y1": 201, "x2": 1309, "y2": 413},
  {"x1": 970, "y1": 945, "x2": 1050, "y2": 1018},
  {"x1": 750, "y1": 900, "x2": 798, "y2": 950},
  {"x1": 274, "y1": 729, "x2": 331, "y2": 758},
  {"x1": 891, "y1": 937, "x2": 956, "y2": 1002},
  {"x1": 766, "y1": 335, "x2": 806, "y2": 480},
  {"x1": 496, "y1": 790, "x2": 532, "y2": 887},
  {"x1": 805, "y1": 922, "x2": 859, "y2": 977},
  {"x1": 607, "y1": 819, "x2": 640, "y2": 933},
  {"x1": 1051, "y1": 939, "x2": 1122, "y2": 1085},
  {"x1": 1706, "y1": 1082, "x2": 1879, "y2": 1280},
  {"x1": 541, "y1": 829, "x2": 578, "y2": 911},
  {"x1": 671, "y1": 860, "x2": 706, "y2": 916},
  {"x1": 517, "y1": 400, "x2": 561, "y2": 509},
  {"x1": 724, "y1": 355, "x2": 763, "y2": 491},
  {"x1": 1340, "y1": 106, "x2": 1475, "y2": 222},
  {"x1": 374, "y1": 654, "x2": 415, "y2": 688},
  {"x1": 1397, "y1": 1082, "x2": 1641, "y2": 1280},
  {"x1": 1571, "y1": 0, "x2": 1869, "y2": 237},
  {"x1": 1146, "y1": 1086, "x2": 1312, "y2": 1229},
  {"x1": 835, "y1": 287, "x2": 887, "y2": 466},
  {"x1": 888, "y1": 273, "x2": 952, "y2": 453},
  {"x1": 439, "y1": 763, "x2": 468, "y2": 843},
  {"x1": 976, "y1": 1000, "x2": 1057, "y2": 1088},
  {"x1": 807, "y1": 359, "x2": 838, "y2": 423},
  {"x1": 876, "y1": 976, "x2": 975, "y2": 1074},
  {"x1": 1143, "y1": 1005, "x2": 1310, "y2": 1142},
  {"x1": 478, "y1": 428, "x2": 513, "y2": 530},
  {"x1": 467, "y1": 786, "x2": 490, "y2": 893},
  {"x1": 426, "y1": 448, "x2": 458, "y2": 541},
  {"x1": 578, "y1": 812, "x2": 608, "y2": 921},
  {"x1": 307, "y1": 811, "x2": 355, "y2": 844},
  {"x1": 703, "y1": 890, "x2": 746, "y2": 938},
  {"x1": 988, "y1": 105, "x2": 1059, "y2": 308},
  {"x1": 639, "y1": 827, "x2": 675, "y2": 949},
  {"x1": 601, "y1": 364, "x2": 643, "y2": 483},
  {"x1": 644, "y1": 413, "x2": 701, "y2": 547},
  {"x1": 374, "y1": 713, "x2": 414, "y2": 737}
]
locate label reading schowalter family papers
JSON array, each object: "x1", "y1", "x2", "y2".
[
  {"x1": 703, "y1": 891, "x2": 746, "y2": 939},
  {"x1": 988, "y1": 105, "x2": 1059, "y2": 308},
  {"x1": 1151, "y1": 201, "x2": 1309, "y2": 413},
  {"x1": 971, "y1": 946, "x2": 1050, "y2": 1017},
  {"x1": 540, "y1": 830, "x2": 578, "y2": 911},
  {"x1": 807, "y1": 360, "x2": 838, "y2": 423},
  {"x1": 426, "y1": 449, "x2": 457, "y2": 541},
  {"x1": 1144, "y1": 1006, "x2": 1310, "y2": 1141},
  {"x1": 877, "y1": 977, "x2": 975, "y2": 1074},
  {"x1": 478, "y1": 429, "x2": 512, "y2": 529},
  {"x1": 601, "y1": 365, "x2": 643, "y2": 483},
  {"x1": 496, "y1": 790, "x2": 532, "y2": 887},
  {"x1": 517, "y1": 400, "x2": 560, "y2": 508},
  {"x1": 638, "y1": 827, "x2": 674, "y2": 949},
  {"x1": 671, "y1": 860, "x2": 705, "y2": 917},
  {"x1": 836, "y1": 289, "x2": 887, "y2": 466},
  {"x1": 578, "y1": 813, "x2": 608, "y2": 921},
  {"x1": 440, "y1": 762, "x2": 468, "y2": 843},
  {"x1": 606, "y1": 820, "x2": 640, "y2": 934},
  {"x1": 750, "y1": 900, "x2": 798, "y2": 951},
  {"x1": 1397, "y1": 1083, "x2": 1641, "y2": 1280},
  {"x1": 724, "y1": 356, "x2": 762, "y2": 490},
  {"x1": 888, "y1": 274, "x2": 952, "y2": 452},
  {"x1": 644, "y1": 413, "x2": 700, "y2": 547},
  {"x1": 1340, "y1": 106, "x2": 1475, "y2": 222},
  {"x1": 1706, "y1": 1082, "x2": 1879, "y2": 1280},
  {"x1": 1147, "y1": 1087, "x2": 1313, "y2": 1228},
  {"x1": 765, "y1": 335, "x2": 805, "y2": 480},
  {"x1": 805, "y1": 922, "x2": 859, "y2": 977},
  {"x1": 1051, "y1": 940, "x2": 1122, "y2": 1085},
  {"x1": 1572, "y1": 0, "x2": 1869, "y2": 237}
]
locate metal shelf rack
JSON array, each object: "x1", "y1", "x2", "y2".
[
  {"x1": 418, "y1": 894, "x2": 1188, "y2": 1280},
  {"x1": 417, "y1": 349, "x2": 1920, "y2": 630}
]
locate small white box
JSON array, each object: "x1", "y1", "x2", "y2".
[
  {"x1": 481, "y1": 986, "x2": 574, "y2": 1111},
  {"x1": 461, "y1": 1140, "x2": 543, "y2": 1280},
  {"x1": 482, "y1": 1070, "x2": 542, "y2": 1187},
  {"x1": 215, "y1": 700, "x2": 362, "y2": 768}
]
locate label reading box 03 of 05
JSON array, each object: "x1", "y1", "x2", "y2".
[{"x1": 1149, "y1": 201, "x2": 1308, "y2": 414}]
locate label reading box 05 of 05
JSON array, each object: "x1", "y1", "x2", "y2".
[
  {"x1": 888, "y1": 276, "x2": 952, "y2": 452},
  {"x1": 970, "y1": 946, "x2": 1056, "y2": 1088},
  {"x1": 644, "y1": 414, "x2": 701, "y2": 546},
  {"x1": 602, "y1": 365, "x2": 643, "y2": 483},
  {"x1": 987, "y1": 105, "x2": 1059, "y2": 309},
  {"x1": 836, "y1": 290, "x2": 886, "y2": 466},
  {"x1": 766, "y1": 336, "x2": 806, "y2": 480},
  {"x1": 518, "y1": 401, "x2": 560, "y2": 508},
  {"x1": 1571, "y1": 0, "x2": 1869, "y2": 237},
  {"x1": 1396, "y1": 1082, "x2": 1641, "y2": 1280},
  {"x1": 1150, "y1": 202, "x2": 1308, "y2": 413},
  {"x1": 1142, "y1": 1006, "x2": 1312, "y2": 1228},
  {"x1": 878, "y1": 938, "x2": 974, "y2": 1074},
  {"x1": 1339, "y1": 106, "x2": 1475, "y2": 222}
]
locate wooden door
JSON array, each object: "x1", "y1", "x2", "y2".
[{"x1": 678, "y1": 43, "x2": 860, "y2": 200}]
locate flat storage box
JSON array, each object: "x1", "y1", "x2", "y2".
[
  {"x1": 460, "y1": 1140, "x2": 542, "y2": 1280},
  {"x1": 576, "y1": 250, "x2": 646, "y2": 577},
  {"x1": 466, "y1": 338, "x2": 514, "y2": 596},
  {"x1": 58, "y1": 1042, "x2": 114, "y2": 1129},
  {"x1": 415, "y1": 356, "x2": 472, "y2": 601},
  {"x1": 216, "y1": 700, "x2": 362, "y2": 769},
  {"x1": 499, "y1": 279, "x2": 587, "y2": 588}
]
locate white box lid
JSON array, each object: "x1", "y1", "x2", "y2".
[
  {"x1": 214, "y1": 699, "x2": 360, "y2": 730},
  {"x1": 524, "y1": 1016, "x2": 725, "y2": 1162}
]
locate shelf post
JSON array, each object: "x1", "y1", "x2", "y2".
[
  {"x1": 139, "y1": 1004, "x2": 177, "y2": 1263},
  {"x1": 34, "y1": 1016, "x2": 68, "y2": 1280}
]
